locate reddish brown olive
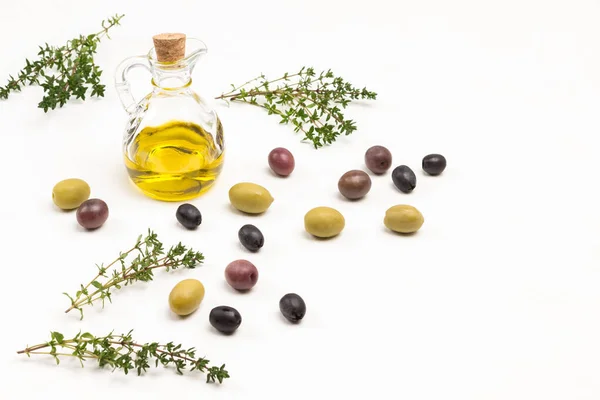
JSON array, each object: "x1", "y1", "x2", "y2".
[
  {"x1": 76, "y1": 198, "x2": 109, "y2": 229},
  {"x1": 365, "y1": 145, "x2": 392, "y2": 174},
  {"x1": 225, "y1": 260, "x2": 259, "y2": 291},
  {"x1": 268, "y1": 147, "x2": 295, "y2": 176},
  {"x1": 338, "y1": 170, "x2": 372, "y2": 200}
]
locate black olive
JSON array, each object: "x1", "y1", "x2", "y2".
[
  {"x1": 422, "y1": 154, "x2": 447, "y2": 176},
  {"x1": 176, "y1": 203, "x2": 202, "y2": 229},
  {"x1": 279, "y1": 293, "x2": 306, "y2": 323},
  {"x1": 238, "y1": 224, "x2": 264, "y2": 252},
  {"x1": 209, "y1": 306, "x2": 242, "y2": 334},
  {"x1": 391, "y1": 165, "x2": 416, "y2": 193}
]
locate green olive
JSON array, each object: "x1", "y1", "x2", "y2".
[
  {"x1": 384, "y1": 205, "x2": 424, "y2": 233},
  {"x1": 52, "y1": 178, "x2": 91, "y2": 210},
  {"x1": 168, "y1": 279, "x2": 205, "y2": 316},
  {"x1": 304, "y1": 206, "x2": 345, "y2": 238},
  {"x1": 229, "y1": 182, "x2": 274, "y2": 214}
]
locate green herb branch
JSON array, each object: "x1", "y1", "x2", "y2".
[
  {"x1": 17, "y1": 330, "x2": 229, "y2": 383},
  {"x1": 64, "y1": 229, "x2": 203, "y2": 320},
  {"x1": 0, "y1": 14, "x2": 124, "y2": 112},
  {"x1": 215, "y1": 66, "x2": 377, "y2": 148}
]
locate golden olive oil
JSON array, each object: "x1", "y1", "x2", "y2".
[{"x1": 124, "y1": 120, "x2": 224, "y2": 201}]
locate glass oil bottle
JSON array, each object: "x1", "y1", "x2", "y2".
[{"x1": 115, "y1": 33, "x2": 224, "y2": 201}]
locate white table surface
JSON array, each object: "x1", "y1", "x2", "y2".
[{"x1": 1, "y1": 0, "x2": 600, "y2": 399}]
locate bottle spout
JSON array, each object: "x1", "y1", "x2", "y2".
[
  {"x1": 183, "y1": 38, "x2": 208, "y2": 66},
  {"x1": 186, "y1": 38, "x2": 208, "y2": 56}
]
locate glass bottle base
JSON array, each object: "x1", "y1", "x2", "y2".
[
  {"x1": 126, "y1": 173, "x2": 219, "y2": 202},
  {"x1": 122, "y1": 120, "x2": 225, "y2": 202}
]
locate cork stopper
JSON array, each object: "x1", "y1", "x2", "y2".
[{"x1": 152, "y1": 33, "x2": 186, "y2": 62}]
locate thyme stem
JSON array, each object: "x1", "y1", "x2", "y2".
[
  {"x1": 0, "y1": 14, "x2": 124, "y2": 112},
  {"x1": 215, "y1": 67, "x2": 376, "y2": 148},
  {"x1": 63, "y1": 229, "x2": 204, "y2": 319},
  {"x1": 17, "y1": 331, "x2": 229, "y2": 383}
]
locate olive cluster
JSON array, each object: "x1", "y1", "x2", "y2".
[
  {"x1": 52, "y1": 178, "x2": 109, "y2": 230},
  {"x1": 304, "y1": 146, "x2": 446, "y2": 237},
  {"x1": 345, "y1": 145, "x2": 447, "y2": 197},
  {"x1": 49, "y1": 145, "x2": 445, "y2": 337},
  {"x1": 168, "y1": 145, "x2": 445, "y2": 334},
  {"x1": 223, "y1": 146, "x2": 446, "y2": 239},
  {"x1": 334, "y1": 146, "x2": 446, "y2": 235},
  {"x1": 171, "y1": 148, "x2": 306, "y2": 334}
]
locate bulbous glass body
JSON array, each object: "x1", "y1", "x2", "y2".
[{"x1": 115, "y1": 39, "x2": 224, "y2": 201}]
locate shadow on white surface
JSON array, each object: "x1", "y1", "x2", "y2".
[
  {"x1": 276, "y1": 310, "x2": 304, "y2": 326},
  {"x1": 165, "y1": 306, "x2": 197, "y2": 322},
  {"x1": 225, "y1": 203, "x2": 266, "y2": 217},
  {"x1": 222, "y1": 280, "x2": 254, "y2": 295},
  {"x1": 301, "y1": 230, "x2": 343, "y2": 242},
  {"x1": 381, "y1": 225, "x2": 420, "y2": 237},
  {"x1": 265, "y1": 166, "x2": 293, "y2": 179},
  {"x1": 205, "y1": 323, "x2": 240, "y2": 337}
]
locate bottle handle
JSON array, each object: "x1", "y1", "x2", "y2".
[{"x1": 115, "y1": 56, "x2": 151, "y2": 114}]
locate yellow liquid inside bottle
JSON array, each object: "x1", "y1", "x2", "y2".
[{"x1": 124, "y1": 120, "x2": 224, "y2": 201}]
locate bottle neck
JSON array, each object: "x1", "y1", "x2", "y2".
[{"x1": 151, "y1": 66, "x2": 192, "y2": 90}]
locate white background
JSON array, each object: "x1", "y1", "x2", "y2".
[{"x1": 1, "y1": 0, "x2": 600, "y2": 399}]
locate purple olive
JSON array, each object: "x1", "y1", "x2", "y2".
[
  {"x1": 365, "y1": 145, "x2": 392, "y2": 174},
  {"x1": 76, "y1": 198, "x2": 109, "y2": 229},
  {"x1": 225, "y1": 260, "x2": 259, "y2": 291},
  {"x1": 268, "y1": 147, "x2": 295, "y2": 176}
]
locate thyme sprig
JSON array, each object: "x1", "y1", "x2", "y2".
[
  {"x1": 0, "y1": 14, "x2": 124, "y2": 112},
  {"x1": 215, "y1": 66, "x2": 377, "y2": 148},
  {"x1": 64, "y1": 229, "x2": 204, "y2": 320},
  {"x1": 17, "y1": 330, "x2": 229, "y2": 383}
]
